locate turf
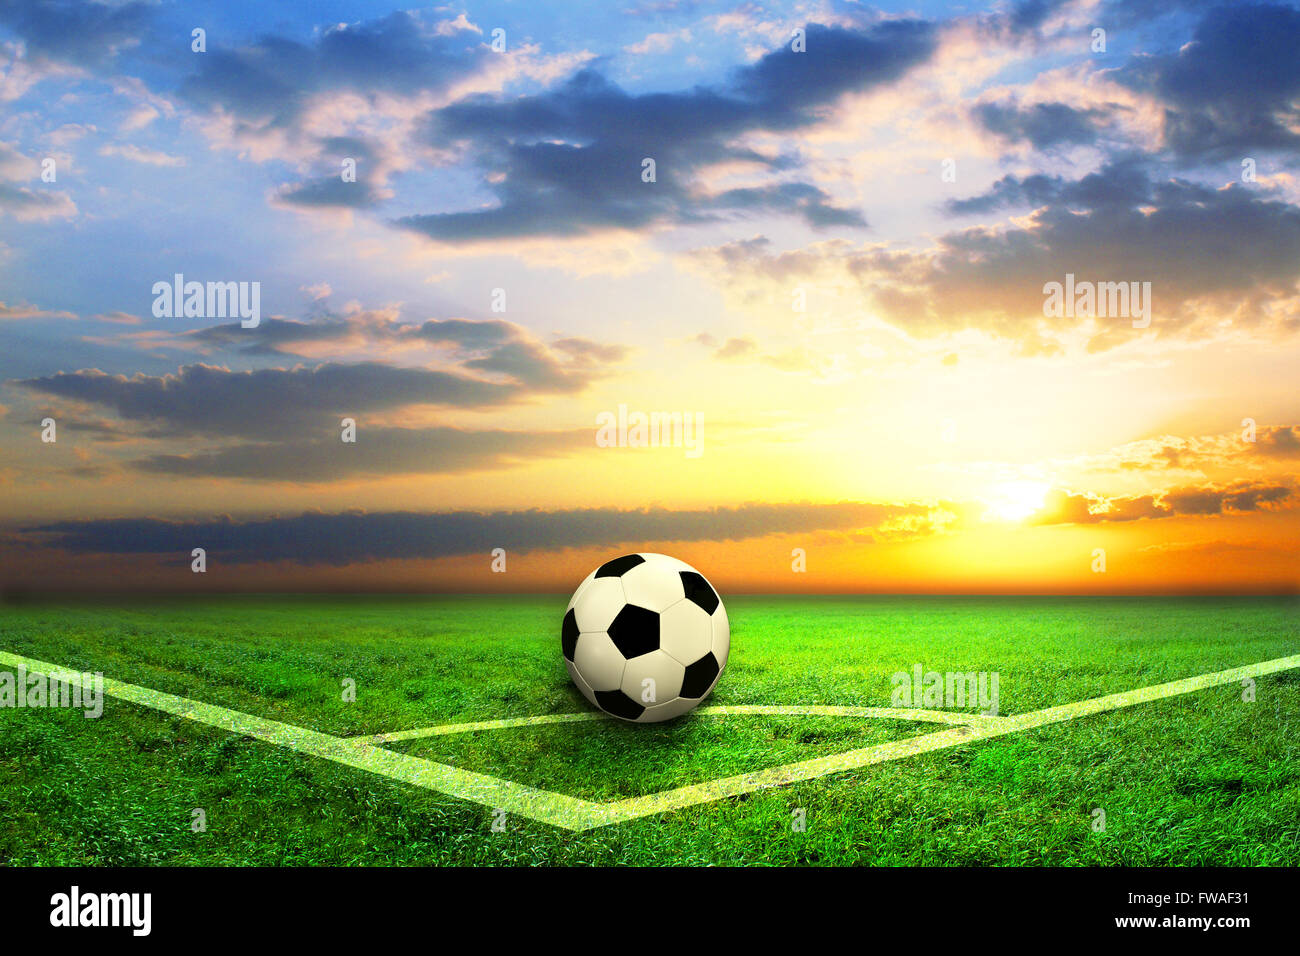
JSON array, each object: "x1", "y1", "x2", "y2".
[{"x1": 1, "y1": 595, "x2": 1297, "y2": 865}]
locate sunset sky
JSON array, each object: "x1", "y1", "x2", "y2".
[{"x1": 1, "y1": 0, "x2": 1298, "y2": 594}]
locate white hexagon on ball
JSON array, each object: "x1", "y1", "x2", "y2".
[{"x1": 561, "y1": 553, "x2": 729, "y2": 722}]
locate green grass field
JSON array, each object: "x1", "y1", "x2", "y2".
[{"x1": 1, "y1": 595, "x2": 1297, "y2": 865}]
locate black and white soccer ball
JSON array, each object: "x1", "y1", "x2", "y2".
[{"x1": 562, "y1": 553, "x2": 729, "y2": 722}]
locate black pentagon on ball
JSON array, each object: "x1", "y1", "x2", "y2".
[
  {"x1": 679, "y1": 571, "x2": 720, "y2": 614},
  {"x1": 606, "y1": 604, "x2": 659, "y2": 658},
  {"x1": 561, "y1": 609, "x2": 579, "y2": 662},
  {"x1": 595, "y1": 553, "x2": 646, "y2": 578},
  {"x1": 680, "y1": 652, "x2": 720, "y2": 698},
  {"x1": 594, "y1": 689, "x2": 646, "y2": 721}
]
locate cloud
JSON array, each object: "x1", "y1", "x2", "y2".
[
  {"x1": 1110, "y1": 2, "x2": 1300, "y2": 158},
  {"x1": 971, "y1": 98, "x2": 1108, "y2": 150},
  {"x1": 22, "y1": 500, "x2": 939, "y2": 565},
  {"x1": 179, "y1": 12, "x2": 487, "y2": 126},
  {"x1": 16, "y1": 310, "x2": 630, "y2": 452},
  {"x1": 397, "y1": 20, "x2": 937, "y2": 242},
  {"x1": 272, "y1": 174, "x2": 387, "y2": 210},
  {"x1": 132, "y1": 425, "x2": 591, "y2": 481},
  {"x1": 944, "y1": 155, "x2": 1154, "y2": 215},
  {"x1": 0, "y1": 140, "x2": 36, "y2": 178},
  {"x1": 172, "y1": 10, "x2": 561, "y2": 211},
  {"x1": 0, "y1": 41, "x2": 72, "y2": 101},
  {"x1": 98, "y1": 143, "x2": 186, "y2": 167},
  {"x1": 15, "y1": 362, "x2": 519, "y2": 439},
  {"x1": 158, "y1": 312, "x2": 629, "y2": 384},
  {"x1": 0, "y1": 0, "x2": 151, "y2": 67},
  {"x1": 1100, "y1": 425, "x2": 1300, "y2": 471},
  {"x1": 14, "y1": 311, "x2": 631, "y2": 481},
  {"x1": 623, "y1": 28, "x2": 691, "y2": 56},
  {"x1": 1033, "y1": 479, "x2": 1296, "y2": 525},
  {"x1": 434, "y1": 13, "x2": 481, "y2": 37},
  {"x1": 0, "y1": 300, "x2": 75, "y2": 320},
  {"x1": 550, "y1": 337, "x2": 629, "y2": 365},
  {"x1": 1255, "y1": 425, "x2": 1300, "y2": 459},
  {"x1": 0, "y1": 182, "x2": 76, "y2": 220},
  {"x1": 691, "y1": 161, "x2": 1300, "y2": 351},
  {"x1": 120, "y1": 103, "x2": 158, "y2": 132}
]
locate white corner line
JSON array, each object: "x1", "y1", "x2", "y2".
[{"x1": 2, "y1": 650, "x2": 1296, "y2": 831}]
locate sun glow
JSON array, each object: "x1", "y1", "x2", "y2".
[{"x1": 985, "y1": 481, "x2": 1051, "y2": 523}]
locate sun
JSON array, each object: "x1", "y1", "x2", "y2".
[{"x1": 984, "y1": 481, "x2": 1051, "y2": 523}]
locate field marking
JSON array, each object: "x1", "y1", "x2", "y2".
[
  {"x1": 364, "y1": 704, "x2": 989, "y2": 743},
  {"x1": 2, "y1": 650, "x2": 1297, "y2": 831},
  {"x1": 0, "y1": 651, "x2": 605, "y2": 830},
  {"x1": 594, "y1": 653, "x2": 1300, "y2": 825}
]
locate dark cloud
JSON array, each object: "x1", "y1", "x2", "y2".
[
  {"x1": 271, "y1": 139, "x2": 388, "y2": 210},
  {"x1": 274, "y1": 175, "x2": 385, "y2": 210},
  {"x1": 461, "y1": 340, "x2": 583, "y2": 391},
  {"x1": 945, "y1": 156, "x2": 1157, "y2": 215},
  {"x1": 733, "y1": 19, "x2": 937, "y2": 114},
  {"x1": 1255, "y1": 425, "x2": 1300, "y2": 459},
  {"x1": 175, "y1": 11, "x2": 493, "y2": 205},
  {"x1": 16, "y1": 315, "x2": 630, "y2": 468},
  {"x1": 398, "y1": 20, "x2": 936, "y2": 241},
  {"x1": 409, "y1": 318, "x2": 519, "y2": 350},
  {"x1": 1111, "y1": 2, "x2": 1300, "y2": 158},
  {"x1": 0, "y1": 182, "x2": 76, "y2": 220},
  {"x1": 972, "y1": 100, "x2": 1108, "y2": 150},
  {"x1": 981, "y1": 0, "x2": 1218, "y2": 41},
  {"x1": 168, "y1": 314, "x2": 627, "y2": 392},
  {"x1": 13, "y1": 316, "x2": 631, "y2": 480},
  {"x1": 179, "y1": 12, "x2": 486, "y2": 125},
  {"x1": 22, "y1": 501, "x2": 932, "y2": 565},
  {"x1": 182, "y1": 317, "x2": 358, "y2": 355},
  {"x1": 0, "y1": 0, "x2": 151, "y2": 66},
  {"x1": 16, "y1": 363, "x2": 517, "y2": 439},
  {"x1": 134, "y1": 426, "x2": 590, "y2": 481},
  {"x1": 1164, "y1": 482, "x2": 1294, "y2": 515},
  {"x1": 184, "y1": 314, "x2": 527, "y2": 357}
]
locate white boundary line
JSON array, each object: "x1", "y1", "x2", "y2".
[
  {"x1": 2, "y1": 650, "x2": 1297, "y2": 831},
  {"x1": 363, "y1": 704, "x2": 990, "y2": 743}
]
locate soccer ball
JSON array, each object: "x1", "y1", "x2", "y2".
[{"x1": 562, "y1": 553, "x2": 729, "y2": 722}]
